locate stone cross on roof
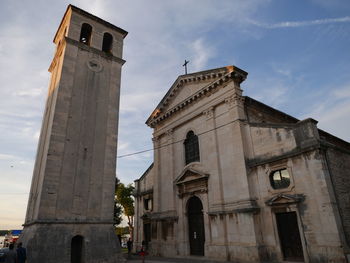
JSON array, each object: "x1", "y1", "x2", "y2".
[{"x1": 183, "y1": 60, "x2": 189, "y2": 74}]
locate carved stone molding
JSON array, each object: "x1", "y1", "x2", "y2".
[
  {"x1": 147, "y1": 66, "x2": 248, "y2": 128},
  {"x1": 208, "y1": 199, "x2": 260, "y2": 216},
  {"x1": 203, "y1": 107, "x2": 214, "y2": 120},
  {"x1": 265, "y1": 193, "x2": 305, "y2": 206},
  {"x1": 152, "y1": 136, "x2": 160, "y2": 142},
  {"x1": 224, "y1": 94, "x2": 245, "y2": 108},
  {"x1": 174, "y1": 164, "x2": 209, "y2": 198},
  {"x1": 141, "y1": 210, "x2": 178, "y2": 222},
  {"x1": 166, "y1": 129, "x2": 174, "y2": 138},
  {"x1": 87, "y1": 59, "x2": 103, "y2": 72}
]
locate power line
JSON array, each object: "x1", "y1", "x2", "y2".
[
  {"x1": 117, "y1": 117, "x2": 237, "y2": 159},
  {"x1": 2, "y1": 118, "x2": 239, "y2": 194},
  {"x1": 1, "y1": 119, "x2": 238, "y2": 195},
  {"x1": 0, "y1": 193, "x2": 29, "y2": 197}
]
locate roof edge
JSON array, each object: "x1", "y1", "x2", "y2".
[
  {"x1": 146, "y1": 65, "x2": 247, "y2": 126},
  {"x1": 244, "y1": 96, "x2": 299, "y2": 123},
  {"x1": 134, "y1": 163, "x2": 154, "y2": 182},
  {"x1": 53, "y1": 5, "x2": 128, "y2": 43}
]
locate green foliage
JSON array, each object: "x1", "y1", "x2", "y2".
[
  {"x1": 116, "y1": 183, "x2": 135, "y2": 217},
  {"x1": 115, "y1": 226, "x2": 130, "y2": 236},
  {"x1": 113, "y1": 178, "x2": 123, "y2": 227},
  {"x1": 113, "y1": 202, "x2": 123, "y2": 227},
  {"x1": 115, "y1": 179, "x2": 135, "y2": 235}
]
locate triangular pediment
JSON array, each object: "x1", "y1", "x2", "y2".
[
  {"x1": 174, "y1": 164, "x2": 209, "y2": 185},
  {"x1": 164, "y1": 77, "x2": 221, "y2": 111},
  {"x1": 265, "y1": 193, "x2": 305, "y2": 206},
  {"x1": 146, "y1": 65, "x2": 248, "y2": 127}
]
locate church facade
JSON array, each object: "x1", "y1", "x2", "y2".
[{"x1": 133, "y1": 66, "x2": 350, "y2": 262}]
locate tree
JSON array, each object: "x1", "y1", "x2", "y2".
[
  {"x1": 115, "y1": 180, "x2": 135, "y2": 238},
  {"x1": 115, "y1": 226, "x2": 130, "y2": 236},
  {"x1": 113, "y1": 178, "x2": 123, "y2": 227}
]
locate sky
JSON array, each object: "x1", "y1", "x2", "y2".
[{"x1": 0, "y1": 0, "x2": 349, "y2": 229}]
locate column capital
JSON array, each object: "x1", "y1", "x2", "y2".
[
  {"x1": 203, "y1": 107, "x2": 214, "y2": 120},
  {"x1": 166, "y1": 128, "x2": 174, "y2": 137},
  {"x1": 225, "y1": 94, "x2": 245, "y2": 108},
  {"x1": 152, "y1": 136, "x2": 160, "y2": 143}
]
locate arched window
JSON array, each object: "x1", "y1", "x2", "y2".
[
  {"x1": 71, "y1": 235, "x2": 84, "y2": 263},
  {"x1": 79, "y1": 23, "x2": 92, "y2": 45},
  {"x1": 184, "y1": 131, "x2": 200, "y2": 165},
  {"x1": 102, "y1": 32, "x2": 113, "y2": 53}
]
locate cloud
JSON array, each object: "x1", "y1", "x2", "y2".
[
  {"x1": 1, "y1": 0, "x2": 349, "y2": 230},
  {"x1": 0, "y1": 154, "x2": 16, "y2": 160},
  {"x1": 333, "y1": 85, "x2": 350, "y2": 98},
  {"x1": 13, "y1": 87, "x2": 45, "y2": 97},
  {"x1": 249, "y1": 16, "x2": 350, "y2": 29},
  {"x1": 120, "y1": 91, "x2": 164, "y2": 113},
  {"x1": 304, "y1": 84, "x2": 350, "y2": 141},
  {"x1": 190, "y1": 38, "x2": 215, "y2": 72},
  {"x1": 310, "y1": 0, "x2": 350, "y2": 10}
]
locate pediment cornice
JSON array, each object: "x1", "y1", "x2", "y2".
[
  {"x1": 265, "y1": 193, "x2": 305, "y2": 206},
  {"x1": 174, "y1": 163, "x2": 210, "y2": 198},
  {"x1": 174, "y1": 163, "x2": 209, "y2": 185},
  {"x1": 146, "y1": 66, "x2": 247, "y2": 128}
]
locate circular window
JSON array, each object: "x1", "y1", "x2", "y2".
[
  {"x1": 270, "y1": 168, "x2": 290, "y2": 189},
  {"x1": 87, "y1": 59, "x2": 103, "y2": 72}
]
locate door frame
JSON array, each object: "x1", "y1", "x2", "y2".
[
  {"x1": 272, "y1": 206, "x2": 309, "y2": 262},
  {"x1": 186, "y1": 195, "x2": 205, "y2": 256}
]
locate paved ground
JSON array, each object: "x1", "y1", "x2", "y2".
[{"x1": 124, "y1": 253, "x2": 226, "y2": 263}]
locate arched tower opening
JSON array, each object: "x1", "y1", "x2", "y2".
[
  {"x1": 71, "y1": 235, "x2": 84, "y2": 263},
  {"x1": 79, "y1": 23, "x2": 92, "y2": 45},
  {"x1": 102, "y1": 32, "x2": 113, "y2": 53}
]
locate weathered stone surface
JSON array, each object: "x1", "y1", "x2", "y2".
[
  {"x1": 134, "y1": 66, "x2": 350, "y2": 262},
  {"x1": 20, "y1": 5, "x2": 127, "y2": 263}
]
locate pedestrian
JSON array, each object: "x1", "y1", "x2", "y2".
[
  {"x1": 126, "y1": 238, "x2": 133, "y2": 256},
  {"x1": 16, "y1": 243, "x2": 26, "y2": 263},
  {"x1": 139, "y1": 246, "x2": 146, "y2": 263},
  {"x1": 4, "y1": 243, "x2": 17, "y2": 263}
]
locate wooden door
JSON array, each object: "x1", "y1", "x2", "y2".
[
  {"x1": 187, "y1": 196, "x2": 205, "y2": 256},
  {"x1": 144, "y1": 223, "x2": 151, "y2": 242},
  {"x1": 276, "y1": 212, "x2": 304, "y2": 261}
]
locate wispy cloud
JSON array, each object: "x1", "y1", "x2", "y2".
[
  {"x1": 190, "y1": 38, "x2": 215, "y2": 72},
  {"x1": 249, "y1": 16, "x2": 350, "y2": 29},
  {"x1": 1, "y1": 0, "x2": 349, "y2": 229},
  {"x1": 303, "y1": 83, "x2": 350, "y2": 141}
]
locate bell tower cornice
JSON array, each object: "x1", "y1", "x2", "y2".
[
  {"x1": 53, "y1": 5, "x2": 127, "y2": 45},
  {"x1": 49, "y1": 36, "x2": 126, "y2": 72}
]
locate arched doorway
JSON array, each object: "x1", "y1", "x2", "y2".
[
  {"x1": 71, "y1": 235, "x2": 84, "y2": 263},
  {"x1": 187, "y1": 196, "x2": 205, "y2": 256}
]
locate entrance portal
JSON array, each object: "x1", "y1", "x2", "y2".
[
  {"x1": 144, "y1": 223, "x2": 151, "y2": 250},
  {"x1": 71, "y1": 235, "x2": 84, "y2": 263},
  {"x1": 187, "y1": 196, "x2": 205, "y2": 256},
  {"x1": 276, "y1": 212, "x2": 304, "y2": 261}
]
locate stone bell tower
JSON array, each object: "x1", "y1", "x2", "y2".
[{"x1": 20, "y1": 5, "x2": 127, "y2": 263}]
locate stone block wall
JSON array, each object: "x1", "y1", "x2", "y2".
[{"x1": 326, "y1": 147, "x2": 350, "y2": 247}]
